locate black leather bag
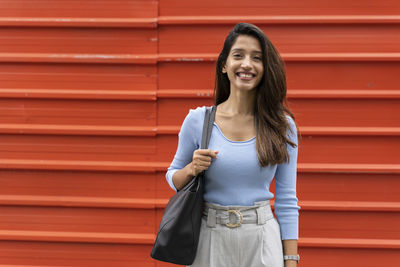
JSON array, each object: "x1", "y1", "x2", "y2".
[{"x1": 150, "y1": 105, "x2": 216, "y2": 265}]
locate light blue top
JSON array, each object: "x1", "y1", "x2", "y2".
[{"x1": 166, "y1": 106, "x2": 300, "y2": 240}]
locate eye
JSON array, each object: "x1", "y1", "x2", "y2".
[
  {"x1": 233, "y1": 54, "x2": 242, "y2": 58},
  {"x1": 254, "y1": 56, "x2": 262, "y2": 60}
]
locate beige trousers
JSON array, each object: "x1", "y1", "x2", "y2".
[{"x1": 188, "y1": 200, "x2": 284, "y2": 267}]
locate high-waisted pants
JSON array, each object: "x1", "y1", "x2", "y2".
[{"x1": 188, "y1": 200, "x2": 284, "y2": 267}]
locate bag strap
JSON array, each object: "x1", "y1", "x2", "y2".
[{"x1": 200, "y1": 106, "x2": 216, "y2": 149}]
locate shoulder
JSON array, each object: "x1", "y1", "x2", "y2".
[
  {"x1": 183, "y1": 105, "x2": 209, "y2": 125},
  {"x1": 187, "y1": 105, "x2": 207, "y2": 118},
  {"x1": 179, "y1": 105, "x2": 209, "y2": 132},
  {"x1": 179, "y1": 106, "x2": 210, "y2": 147},
  {"x1": 285, "y1": 114, "x2": 296, "y2": 129}
]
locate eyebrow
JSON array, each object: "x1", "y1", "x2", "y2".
[{"x1": 231, "y1": 48, "x2": 262, "y2": 54}]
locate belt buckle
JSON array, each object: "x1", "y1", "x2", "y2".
[{"x1": 225, "y1": 209, "x2": 243, "y2": 228}]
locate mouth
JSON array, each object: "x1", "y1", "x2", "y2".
[{"x1": 236, "y1": 72, "x2": 256, "y2": 81}]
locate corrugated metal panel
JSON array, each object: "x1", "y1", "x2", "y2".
[
  {"x1": 0, "y1": 0, "x2": 159, "y2": 266},
  {"x1": 0, "y1": 0, "x2": 399, "y2": 266}
]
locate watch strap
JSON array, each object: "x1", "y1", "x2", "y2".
[{"x1": 283, "y1": 254, "x2": 300, "y2": 263}]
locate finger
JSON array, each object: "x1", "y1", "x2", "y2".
[
  {"x1": 199, "y1": 149, "x2": 219, "y2": 158},
  {"x1": 193, "y1": 161, "x2": 210, "y2": 170},
  {"x1": 198, "y1": 160, "x2": 211, "y2": 167},
  {"x1": 209, "y1": 150, "x2": 219, "y2": 158},
  {"x1": 193, "y1": 160, "x2": 210, "y2": 168},
  {"x1": 196, "y1": 149, "x2": 212, "y2": 155},
  {"x1": 193, "y1": 156, "x2": 211, "y2": 163}
]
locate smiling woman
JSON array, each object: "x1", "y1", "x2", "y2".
[
  {"x1": 222, "y1": 36, "x2": 264, "y2": 92},
  {"x1": 165, "y1": 22, "x2": 300, "y2": 267}
]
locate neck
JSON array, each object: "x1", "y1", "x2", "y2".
[{"x1": 219, "y1": 88, "x2": 256, "y2": 116}]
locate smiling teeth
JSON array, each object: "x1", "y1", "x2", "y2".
[{"x1": 239, "y1": 73, "x2": 253, "y2": 78}]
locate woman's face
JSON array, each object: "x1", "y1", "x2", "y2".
[{"x1": 222, "y1": 35, "x2": 264, "y2": 92}]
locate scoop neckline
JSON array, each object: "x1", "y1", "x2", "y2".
[{"x1": 213, "y1": 122, "x2": 256, "y2": 144}]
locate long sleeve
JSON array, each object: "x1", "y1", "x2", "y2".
[
  {"x1": 274, "y1": 115, "x2": 301, "y2": 240},
  {"x1": 165, "y1": 107, "x2": 203, "y2": 192}
]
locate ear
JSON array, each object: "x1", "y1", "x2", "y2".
[{"x1": 222, "y1": 66, "x2": 226, "y2": 73}]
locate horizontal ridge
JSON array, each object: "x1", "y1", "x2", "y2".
[
  {"x1": 0, "y1": 53, "x2": 157, "y2": 64},
  {"x1": 299, "y1": 200, "x2": 400, "y2": 212},
  {"x1": 0, "y1": 159, "x2": 165, "y2": 172},
  {"x1": 158, "y1": 15, "x2": 400, "y2": 25},
  {"x1": 0, "y1": 160, "x2": 399, "y2": 173},
  {"x1": 300, "y1": 237, "x2": 400, "y2": 249},
  {"x1": 2, "y1": 196, "x2": 397, "y2": 211},
  {"x1": 0, "y1": 195, "x2": 160, "y2": 209},
  {"x1": 0, "y1": 124, "x2": 398, "y2": 136},
  {"x1": 0, "y1": 89, "x2": 157, "y2": 100},
  {"x1": 0, "y1": 230, "x2": 398, "y2": 248},
  {"x1": 0, "y1": 124, "x2": 157, "y2": 136},
  {"x1": 0, "y1": 17, "x2": 158, "y2": 28},
  {"x1": 1, "y1": 16, "x2": 400, "y2": 28},
  {"x1": 299, "y1": 163, "x2": 400, "y2": 173},
  {"x1": 0, "y1": 229, "x2": 154, "y2": 244},
  {"x1": 3, "y1": 89, "x2": 399, "y2": 100},
  {"x1": 159, "y1": 53, "x2": 400, "y2": 62},
  {"x1": 1, "y1": 53, "x2": 399, "y2": 64}
]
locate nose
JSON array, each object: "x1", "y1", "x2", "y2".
[{"x1": 241, "y1": 56, "x2": 252, "y2": 68}]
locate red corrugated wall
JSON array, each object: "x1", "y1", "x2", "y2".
[{"x1": 0, "y1": 0, "x2": 399, "y2": 266}]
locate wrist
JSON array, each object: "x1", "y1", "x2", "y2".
[
  {"x1": 285, "y1": 260, "x2": 298, "y2": 267},
  {"x1": 187, "y1": 162, "x2": 196, "y2": 177}
]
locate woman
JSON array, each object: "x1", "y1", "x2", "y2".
[{"x1": 166, "y1": 23, "x2": 300, "y2": 267}]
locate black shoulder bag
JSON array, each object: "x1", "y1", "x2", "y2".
[{"x1": 150, "y1": 105, "x2": 216, "y2": 265}]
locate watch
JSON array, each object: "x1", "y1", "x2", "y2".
[{"x1": 283, "y1": 254, "x2": 300, "y2": 263}]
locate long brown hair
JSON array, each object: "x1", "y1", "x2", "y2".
[{"x1": 214, "y1": 22, "x2": 299, "y2": 166}]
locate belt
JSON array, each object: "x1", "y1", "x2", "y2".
[{"x1": 203, "y1": 200, "x2": 274, "y2": 228}]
